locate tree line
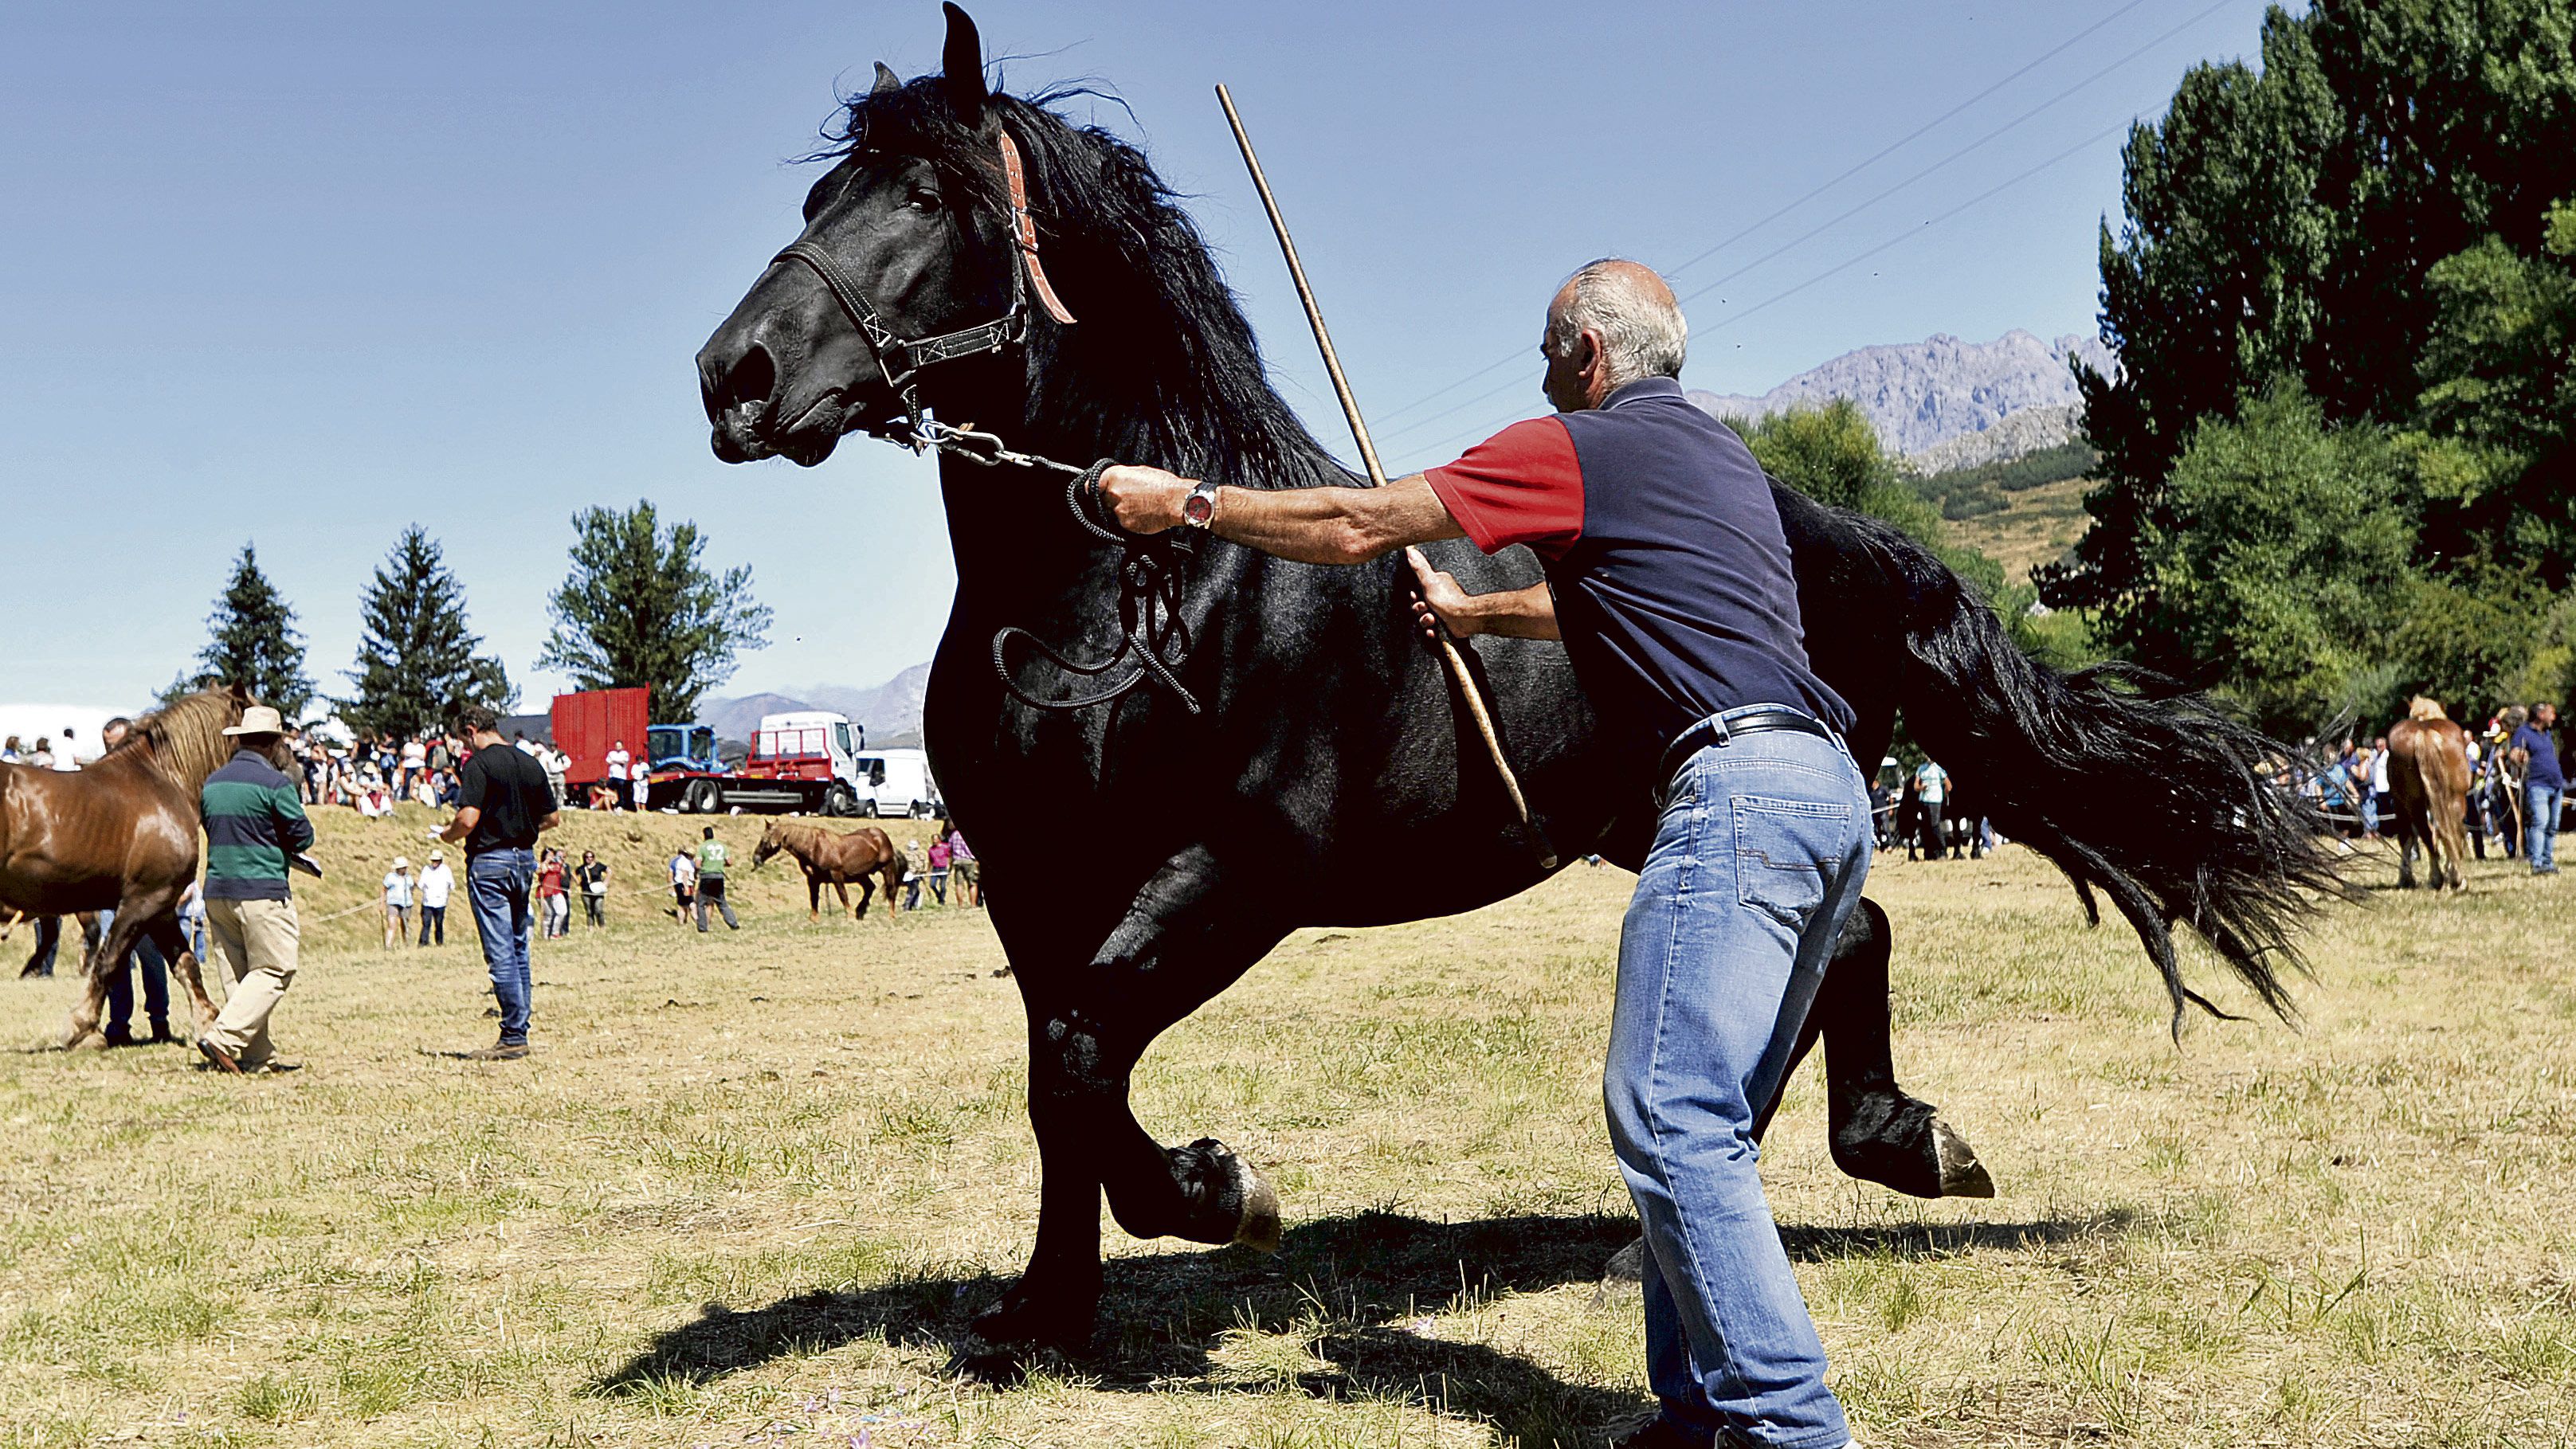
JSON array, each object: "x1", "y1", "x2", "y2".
[
  {"x1": 166, "y1": 502, "x2": 772, "y2": 735},
  {"x1": 2035, "y1": 0, "x2": 2576, "y2": 738}
]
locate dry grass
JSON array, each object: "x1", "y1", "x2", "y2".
[
  {"x1": 2, "y1": 811, "x2": 2572, "y2": 1447},
  {"x1": 1945, "y1": 476, "x2": 2092, "y2": 583}
]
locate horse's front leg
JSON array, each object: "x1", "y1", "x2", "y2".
[
  {"x1": 1756, "y1": 897, "x2": 1994, "y2": 1198},
  {"x1": 830, "y1": 878, "x2": 853, "y2": 918},
  {"x1": 62, "y1": 907, "x2": 147, "y2": 1049},
  {"x1": 806, "y1": 871, "x2": 822, "y2": 920},
  {"x1": 973, "y1": 846, "x2": 1288, "y2": 1353}
]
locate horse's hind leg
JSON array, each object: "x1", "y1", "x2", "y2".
[
  {"x1": 1757, "y1": 897, "x2": 1994, "y2": 1198},
  {"x1": 149, "y1": 915, "x2": 216, "y2": 1040},
  {"x1": 830, "y1": 879, "x2": 853, "y2": 919}
]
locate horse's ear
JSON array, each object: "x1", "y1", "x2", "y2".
[
  {"x1": 226, "y1": 682, "x2": 251, "y2": 707},
  {"x1": 940, "y1": 2, "x2": 986, "y2": 126},
  {"x1": 872, "y1": 61, "x2": 901, "y2": 96}
]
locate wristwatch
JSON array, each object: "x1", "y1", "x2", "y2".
[{"x1": 1181, "y1": 479, "x2": 1220, "y2": 529}]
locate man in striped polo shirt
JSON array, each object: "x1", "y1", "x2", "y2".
[{"x1": 198, "y1": 705, "x2": 315, "y2": 1074}]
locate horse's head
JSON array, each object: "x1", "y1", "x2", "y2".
[
  {"x1": 751, "y1": 820, "x2": 790, "y2": 867},
  {"x1": 698, "y1": 4, "x2": 1042, "y2": 467}
]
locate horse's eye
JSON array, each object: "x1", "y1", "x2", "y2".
[{"x1": 904, "y1": 186, "x2": 939, "y2": 213}]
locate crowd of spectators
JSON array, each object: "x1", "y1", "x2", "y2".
[{"x1": 2297, "y1": 700, "x2": 2570, "y2": 871}]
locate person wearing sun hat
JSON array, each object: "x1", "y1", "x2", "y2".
[{"x1": 197, "y1": 703, "x2": 314, "y2": 1075}]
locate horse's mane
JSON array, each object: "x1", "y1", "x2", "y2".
[
  {"x1": 823, "y1": 79, "x2": 1350, "y2": 490},
  {"x1": 114, "y1": 690, "x2": 244, "y2": 792}
]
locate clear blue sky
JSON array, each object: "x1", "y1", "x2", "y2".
[{"x1": 0, "y1": 0, "x2": 2284, "y2": 715}]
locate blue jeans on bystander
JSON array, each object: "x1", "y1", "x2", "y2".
[
  {"x1": 2527, "y1": 783, "x2": 2563, "y2": 872},
  {"x1": 467, "y1": 849, "x2": 536, "y2": 1044},
  {"x1": 1606, "y1": 706, "x2": 1871, "y2": 1449}
]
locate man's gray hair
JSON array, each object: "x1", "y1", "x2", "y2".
[{"x1": 1548, "y1": 258, "x2": 1688, "y2": 386}]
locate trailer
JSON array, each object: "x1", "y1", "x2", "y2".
[
  {"x1": 646, "y1": 710, "x2": 879, "y2": 816},
  {"x1": 550, "y1": 688, "x2": 649, "y2": 803}
]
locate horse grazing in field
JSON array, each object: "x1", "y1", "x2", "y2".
[
  {"x1": 2388, "y1": 697, "x2": 2472, "y2": 891},
  {"x1": 751, "y1": 820, "x2": 905, "y2": 919},
  {"x1": 0, "y1": 686, "x2": 284, "y2": 1047},
  {"x1": 695, "y1": 5, "x2": 2343, "y2": 1351}
]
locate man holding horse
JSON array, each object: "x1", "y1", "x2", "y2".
[
  {"x1": 196, "y1": 704, "x2": 314, "y2": 1075},
  {"x1": 1104, "y1": 259, "x2": 1864, "y2": 1449}
]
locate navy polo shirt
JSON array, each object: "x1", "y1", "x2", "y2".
[{"x1": 1425, "y1": 376, "x2": 1853, "y2": 757}]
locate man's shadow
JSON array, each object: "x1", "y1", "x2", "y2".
[{"x1": 590, "y1": 1207, "x2": 2129, "y2": 1445}]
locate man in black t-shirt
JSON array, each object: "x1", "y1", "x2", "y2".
[{"x1": 435, "y1": 706, "x2": 559, "y2": 1059}]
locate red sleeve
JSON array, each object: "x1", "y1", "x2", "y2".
[{"x1": 1422, "y1": 416, "x2": 1584, "y2": 559}]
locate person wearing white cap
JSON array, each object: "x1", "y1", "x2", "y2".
[
  {"x1": 382, "y1": 857, "x2": 416, "y2": 950},
  {"x1": 196, "y1": 704, "x2": 314, "y2": 1074},
  {"x1": 417, "y1": 849, "x2": 454, "y2": 946}
]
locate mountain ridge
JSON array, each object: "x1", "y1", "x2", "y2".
[{"x1": 1687, "y1": 327, "x2": 2115, "y2": 460}]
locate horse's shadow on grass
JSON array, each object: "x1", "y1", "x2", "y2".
[{"x1": 592, "y1": 1207, "x2": 2130, "y2": 1444}]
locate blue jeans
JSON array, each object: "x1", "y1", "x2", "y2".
[
  {"x1": 467, "y1": 849, "x2": 535, "y2": 1044},
  {"x1": 1607, "y1": 708, "x2": 1870, "y2": 1448},
  {"x1": 2527, "y1": 784, "x2": 2564, "y2": 871},
  {"x1": 98, "y1": 909, "x2": 170, "y2": 1040}
]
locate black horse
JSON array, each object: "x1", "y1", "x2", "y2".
[{"x1": 696, "y1": 5, "x2": 2340, "y2": 1351}]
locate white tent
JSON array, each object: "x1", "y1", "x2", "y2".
[{"x1": 0, "y1": 704, "x2": 131, "y2": 765}]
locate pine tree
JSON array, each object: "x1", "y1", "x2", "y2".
[
  {"x1": 169, "y1": 543, "x2": 316, "y2": 717},
  {"x1": 340, "y1": 526, "x2": 516, "y2": 738},
  {"x1": 535, "y1": 500, "x2": 771, "y2": 723}
]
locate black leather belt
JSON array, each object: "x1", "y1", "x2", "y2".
[{"x1": 1658, "y1": 708, "x2": 1840, "y2": 797}]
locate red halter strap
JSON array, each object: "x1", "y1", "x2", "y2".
[{"x1": 997, "y1": 128, "x2": 1076, "y2": 327}]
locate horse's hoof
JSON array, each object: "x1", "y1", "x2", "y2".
[
  {"x1": 1228, "y1": 1152, "x2": 1282, "y2": 1254},
  {"x1": 65, "y1": 1030, "x2": 108, "y2": 1052},
  {"x1": 968, "y1": 1286, "x2": 1096, "y2": 1355},
  {"x1": 1934, "y1": 1118, "x2": 1996, "y2": 1198}
]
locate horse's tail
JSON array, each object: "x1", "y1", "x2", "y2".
[{"x1": 1864, "y1": 519, "x2": 2354, "y2": 1034}]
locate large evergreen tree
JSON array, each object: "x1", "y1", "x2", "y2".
[
  {"x1": 2029, "y1": 0, "x2": 2576, "y2": 669},
  {"x1": 535, "y1": 500, "x2": 771, "y2": 723},
  {"x1": 171, "y1": 543, "x2": 315, "y2": 717},
  {"x1": 340, "y1": 526, "x2": 515, "y2": 738}
]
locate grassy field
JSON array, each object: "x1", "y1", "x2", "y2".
[
  {"x1": 3, "y1": 808, "x2": 2573, "y2": 1447},
  {"x1": 1944, "y1": 476, "x2": 2092, "y2": 584}
]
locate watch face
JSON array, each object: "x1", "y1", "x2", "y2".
[{"x1": 1183, "y1": 491, "x2": 1214, "y2": 523}]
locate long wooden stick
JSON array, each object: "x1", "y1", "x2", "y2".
[{"x1": 1216, "y1": 84, "x2": 1555, "y2": 870}]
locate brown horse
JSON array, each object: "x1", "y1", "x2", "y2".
[
  {"x1": 2388, "y1": 696, "x2": 2472, "y2": 891},
  {"x1": 0, "y1": 685, "x2": 283, "y2": 1045},
  {"x1": 751, "y1": 820, "x2": 904, "y2": 920}
]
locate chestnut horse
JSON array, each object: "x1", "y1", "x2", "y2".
[
  {"x1": 2388, "y1": 697, "x2": 2472, "y2": 891},
  {"x1": 751, "y1": 820, "x2": 904, "y2": 919},
  {"x1": 0, "y1": 686, "x2": 283, "y2": 1046}
]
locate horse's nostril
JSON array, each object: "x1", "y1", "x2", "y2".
[{"x1": 711, "y1": 343, "x2": 778, "y2": 415}]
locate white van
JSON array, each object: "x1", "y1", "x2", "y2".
[{"x1": 850, "y1": 747, "x2": 942, "y2": 818}]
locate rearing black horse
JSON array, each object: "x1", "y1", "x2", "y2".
[{"x1": 696, "y1": 5, "x2": 2339, "y2": 1351}]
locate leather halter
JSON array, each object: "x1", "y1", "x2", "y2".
[{"x1": 767, "y1": 127, "x2": 1076, "y2": 442}]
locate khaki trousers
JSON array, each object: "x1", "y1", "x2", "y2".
[{"x1": 204, "y1": 897, "x2": 300, "y2": 1066}]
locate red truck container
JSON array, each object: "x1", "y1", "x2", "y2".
[{"x1": 549, "y1": 688, "x2": 649, "y2": 797}]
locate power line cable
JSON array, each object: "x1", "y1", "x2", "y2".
[
  {"x1": 1394, "y1": 121, "x2": 2130, "y2": 469},
  {"x1": 1373, "y1": 0, "x2": 2229, "y2": 451},
  {"x1": 1365, "y1": 0, "x2": 2158, "y2": 429}
]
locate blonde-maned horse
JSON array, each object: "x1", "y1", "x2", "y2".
[
  {"x1": 2387, "y1": 696, "x2": 2472, "y2": 891},
  {"x1": 0, "y1": 685, "x2": 289, "y2": 1044}
]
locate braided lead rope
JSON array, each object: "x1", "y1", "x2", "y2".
[{"x1": 990, "y1": 462, "x2": 1202, "y2": 715}]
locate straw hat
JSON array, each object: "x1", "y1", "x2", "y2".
[
  {"x1": 222, "y1": 705, "x2": 287, "y2": 737},
  {"x1": 393, "y1": 856, "x2": 410, "y2": 871}
]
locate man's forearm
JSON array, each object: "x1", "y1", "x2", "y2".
[
  {"x1": 1450, "y1": 581, "x2": 1560, "y2": 640},
  {"x1": 1207, "y1": 475, "x2": 1462, "y2": 564}
]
